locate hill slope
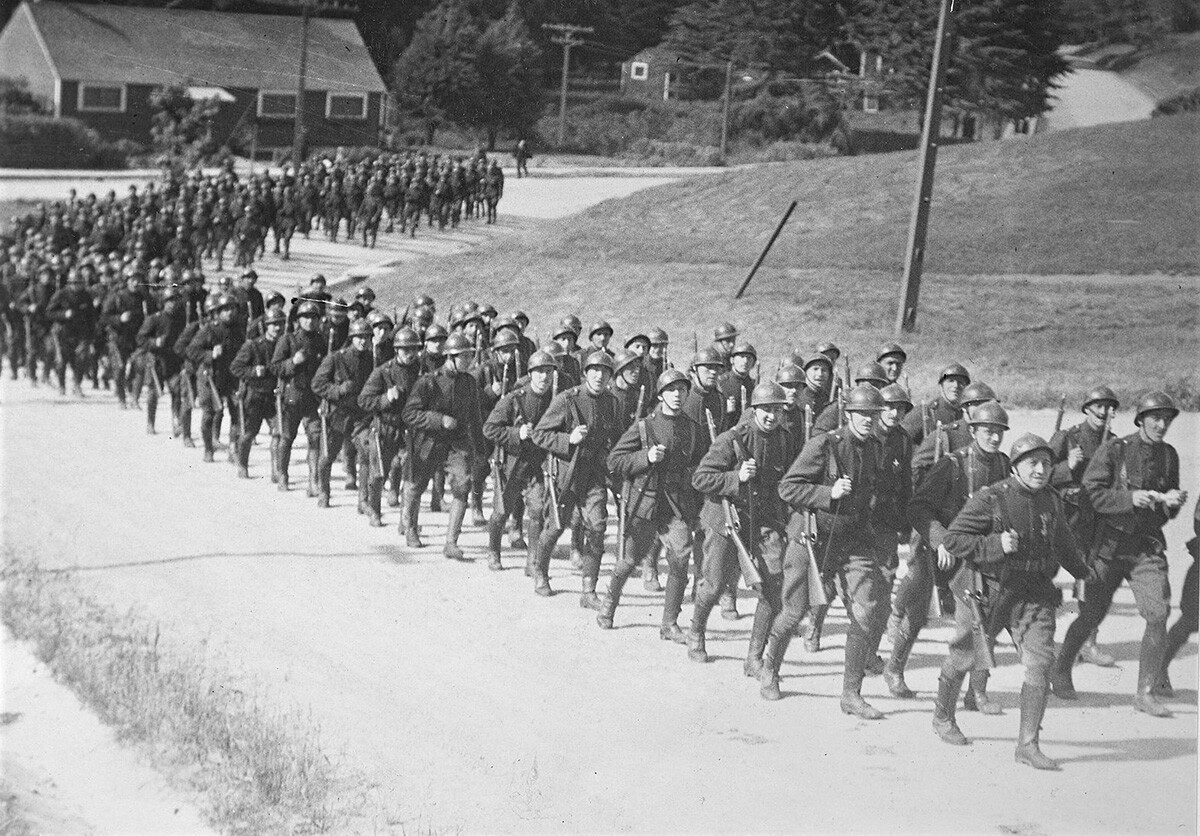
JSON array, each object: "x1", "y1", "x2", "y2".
[{"x1": 540, "y1": 113, "x2": 1199, "y2": 276}]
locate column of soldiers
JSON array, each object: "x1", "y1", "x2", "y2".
[{"x1": 3, "y1": 262, "x2": 1195, "y2": 773}]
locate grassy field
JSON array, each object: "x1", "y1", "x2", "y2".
[
  {"x1": 388, "y1": 114, "x2": 1199, "y2": 409},
  {"x1": 1117, "y1": 32, "x2": 1200, "y2": 103}
]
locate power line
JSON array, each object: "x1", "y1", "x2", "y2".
[{"x1": 542, "y1": 23, "x2": 593, "y2": 145}]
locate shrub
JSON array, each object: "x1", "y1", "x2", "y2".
[
  {"x1": 1153, "y1": 87, "x2": 1200, "y2": 116},
  {"x1": 0, "y1": 115, "x2": 128, "y2": 169}
]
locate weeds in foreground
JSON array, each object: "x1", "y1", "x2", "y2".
[{"x1": 1, "y1": 557, "x2": 346, "y2": 835}]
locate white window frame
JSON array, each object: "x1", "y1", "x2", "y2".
[
  {"x1": 629, "y1": 61, "x2": 649, "y2": 81},
  {"x1": 257, "y1": 90, "x2": 298, "y2": 119},
  {"x1": 325, "y1": 92, "x2": 368, "y2": 120},
  {"x1": 77, "y1": 82, "x2": 125, "y2": 113}
]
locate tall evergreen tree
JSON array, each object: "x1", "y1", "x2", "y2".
[
  {"x1": 472, "y1": 3, "x2": 544, "y2": 149},
  {"x1": 392, "y1": 0, "x2": 482, "y2": 144}
]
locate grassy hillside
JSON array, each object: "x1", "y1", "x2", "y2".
[
  {"x1": 1117, "y1": 32, "x2": 1200, "y2": 103},
  {"x1": 536, "y1": 113, "x2": 1199, "y2": 276},
  {"x1": 389, "y1": 116, "x2": 1199, "y2": 408}
]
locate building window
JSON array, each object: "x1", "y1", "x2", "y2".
[
  {"x1": 258, "y1": 91, "x2": 297, "y2": 118},
  {"x1": 630, "y1": 61, "x2": 648, "y2": 81},
  {"x1": 326, "y1": 93, "x2": 367, "y2": 120},
  {"x1": 77, "y1": 83, "x2": 125, "y2": 113}
]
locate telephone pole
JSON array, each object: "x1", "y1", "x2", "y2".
[
  {"x1": 542, "y1": 23, "x2": 593, "y2": 146},
  {"x1": 719, "y1": 59, "x2": 733, "y2": 161},
  {"x1": 893, "y1": 0, "x2": 955, "y2": 336},
  {"x1": 291, "y1": 0, "x2": 312, "y2": 166}
]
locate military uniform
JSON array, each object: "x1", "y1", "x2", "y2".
[
  {"x1": 230, "y1": 315, "x2": 283, "y2": 479},
  {"x1": 271, "y1": 317, "x2": 328, "y2": 493},
  {"x1": 185, "y1": 299, "x2": 245, "y2": 462},
  {"x1": 311, "y1": 332, "x2": 374, "y2": 506},
  {"x1": 357, "y1": 340, "x2": 422, "y2": 528}
]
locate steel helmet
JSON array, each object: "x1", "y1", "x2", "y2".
[
  {"x1": 263, "y1": 309, "x2": 287, "y2": 326},
  {"x1": 528, "y1": 349, "x2": 560, "y2": 371},
  {"x1": 160, "y1": 284, "x2": 180, "y2": 302},
  {"x1": 854, "y1": 362, "x2": 889, "y2": 387},
  {"x1": 876, "y1": 342, "x2": 907, "y2": 363},
  {"x1": 355, "y1": 286, "x2": 376, "y2": 301},
  {"x1": 713, "y1": 322, "x2": 738, "y2": 341},
  {"x1": 214, "y1": 292, "x2": 238, "y2": 311},
  {"x1": 691, "y1": 347, "x2": 726, "y2": 369},
  {"x1": 750, "y1": 381, "x2": 788, "y2": 407},
  {"x1": 561, "y1": 314, "x2": 582, "y2": 336},
  {"x1": 656, "y1": 368, "x2": 691, "y2": 394},
  {"x1": 1081, "y1": 385, "x2": 1119, "y2": 412},
  {"x1": 774, "y1": 363, "x2": 805, "y2": 386},
  {"x1": 731, "y1": 341, "x2": 757, "y2": 359},
  {"x1": 960, "y1": 381, "x2": 998, "y2": 407},
  {"x1": 239, "y1": 267, "x2": 258, "y2": 280},
  {"x1": 424, "y1": 323, "x2": 448, "y2": 341},
  {"x1": 613, "y1": 348, "x2": 642, "y2": 374},
  {"x1": 1134, "y1": 391, "x2": 1179, "y2": 425},
  {"x1": 414, "y1": 293, "x2": 435, "y2": 308},
  {"x1": 204, "y1": 294, "x2": 220, "y2": 314},
  {"x1": 265, "y1": 290, "x2": 286, "y2": 307},
  {"x1": 553, "y1": 321, "x2": 576, "y2": 340},
  {"x1": 584, "y1": 350, "x2": 616, "y2": 372},
  {"x1": 491, "y1": 329, "x2": 520, "y2": 350},
  {"x1": 968, "y1": 401, "x2": 1010, "y2": 429},
  {"x1": 392, "y1": 327, "x2": 421, "y2": 349},
  {"x1": 938, "y1": 363, "x2": 971, "y2": 384},
  {"x1": 624, "y1": 332, "x2": 650, "y2": 349},
  {"x1": 588, "y1": 320, "x2": 613, "y2": 339},
  {"x1": 480, "y1": 303, "x2": 498, "y2": 318},
  {"x1": 880, "y1": 383, "x2": 913, "y2": 412},
  {"x1": 789, "y1": 350, "x2": 805, "y2": 368},
  {"x1": 513, "y1": 310, "x2": 529, "y2": 327},
  {"x1": 845, "y1": 384, "x2": 886, "y2": 413},
  {"x1": 327, "y1": 305, "x2": 349, "y2": 323},
  {"x1": 1009, "y1": 433, "x2": 1054, "y2": 466},
  {"x1": 348, "y1": 318, "x2": 373, "y2": 337},
  {"x1": 493, "y1": 314, "x2": 520, "y2": 334},
  {"x1": 815, "y1": 341, "x2": 840, "y2": 361},
  {"x1": 649, "y1": 327, "x2": 669, "y2": 346},
  {"x1": 803, "y1": 354, "x2": 833, "y2": 371},
  {"x1": 295, "y1": 300, "x2": 321, "y2": 319},
  {"x1": 366, "y1": 310, "x2": 387, "y2": 326},
  {"x1": 371, "y1": 315, "x2": 394, "y2": 330},
  {"x1": 541, "y1": 341, "x2": 566, "y2": 359},
  {"x1": 444, "y1": 333, "x2": 473, "y2": 356}
]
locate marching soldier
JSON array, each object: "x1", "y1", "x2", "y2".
[
  {"x1": 45, "y1": 269, "x2": 99, "y2": 396},
  {"x1": 271, "y1": 300, "x2": 327, "y2": 494},
  {"x1": 357, "y1": 327, "x2": 423, "y2": 528},
  {"x1": 712, "y1": 322, "x2": 738, "y2": 361},
  {"x1": 172, "y1": 293, "x2": 209, "y2": 448},
  {"x1": 812, "y1": 361, "x2": 888, "y2": 435},
  {"x1": 601, "y1": 369, "x2": 706, "y2": 637},
  {"x1": 136, "y1": 285, "x2": 186, "y2": 435},
  {"x1": 185, "y1": 293, "x2": 244, "y2": 463},
  {"x1": 717, "y1": 341, "x2": 758, "y2": 426},
  {"x1": 100, "y1": 270, "x2": 148, "y2": 408},
  {"x1": 910, "y1": 381, "x2": 998, "y2": 483},
  {"x1": 903, "y1": 402, "x2": 1012, "y2": 711},
  {"x1": 1052, "y1": 392, "x2": 1187, "y2": 717},
  {"x1": 401, "y1": 333, "x2": 485, "y2": 557},
  {"x1": 776, "y1": 385, "x2": 888, "y2": 716},
  {"x1": 902, "y1": 362, "x2": 970, "y2": 447},
  {"x1": 937, "y1": 434, "x2": 1093, "y2": 770},
  {"x1": 1048, "y1": 385, "x2": 1121, "y2": 668},
  {"x1": 796, "y1": 354, "x2": 833, "y2": 421},
  {"x1": 876, "y1": 342, "x2": 907, "y2": 384},
  {"x1": 690, "y1": 382, "x2": 793, "y2": 670},
  {"x1": 311, "y1": 318, "x2": 375, "y2": 507},
  {"x1": 483, "y1": 349, "x2": 559, "y2": 574},
  {"x1": 532, "y1": 351, "x2": 621, "y2": 605},
  {"x1": 230, "y1": 308, "x2": 286, "y2": 479}
]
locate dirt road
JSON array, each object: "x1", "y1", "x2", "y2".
[{"x1": 2, "y1": 375, "x2": 1195, "y2": 833}]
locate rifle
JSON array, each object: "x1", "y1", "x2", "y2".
[
  {"x1": 319, "y1": 329, "x2": 333, "y2": 463},
  {"x1": 703, "y1": 408, "x2": 763, "y2": 591},
  {"x1": 1053, "y1": 393, "x2": 1067, "y2": 435},
  {"x1": 23, "y1": 313, "x2": 34, "y2": 365},
  {"x1": 836, "y1": 385, "x2": 846, "y2": 429},
  {"x1": 1101, "y1": 406, "x2": 1113, "y2": 444},
  {"x1": 920, "y1": 398, "x2": 930, "y2": 438},
  {"x1": 147, "y1": 354, "x2": 165, "y2": 398},
  {"x1": 544, "y1": 371, "x2": 563, "y2": 531},
  {"x1": 50, "y1": 325, "x2": 65, "y2": 370},
  {"x1": 491, "y1": 363, "x2": 510, "y2": 509},
  {"x1": 800, "y1": 404, "x2": 828, "y2": 607},
  {"x1": 962, "y1": 443, "x2": 995, "y2": 670}
]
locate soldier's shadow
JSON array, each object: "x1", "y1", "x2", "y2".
[{"x1": 970, "y1": 734, "x2": 1197, "y2": 764}]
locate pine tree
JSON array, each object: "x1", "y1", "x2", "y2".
[
  {"x1": 472, "y1": 3, "x2": 544, "y2": 149},
  {"x1": 391, "y1": 0, "x2": 482, "y2": 144}
]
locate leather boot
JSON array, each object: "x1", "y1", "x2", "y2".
[
  {"x1": 344, "y1": 446, "x2": 357, "y2": 491},
  {"x1": 1134, "y1": 619, "x2": 1172, "y2": 717},
  {"x1": 402, "y1": 482, "x2": 423, "y2": 547},
  {"x1": 579, "y1": 576, "x2": 603, "y2": 611},
  {"x1": 720, "y1": 583, "x2": 739, "y2": 620},
  {"x1": 366, "y1": 479, "x2": 384, "y2": 527},
  {"x1": 306, "y1": 449, "x2": 319, "y2": 498},
  {"x1": 443, "y1": 498, "x2": 469, "y2": 561},
  {"x1": 661, "y1": 564, "x2": 688, "y2": 638},
  {"x1": 1078, "y1": 632, "x2": 1116, "y2": 667},
  {"x1": 597, "y1": 560, "x2": 634, "y2": 628},
  {"x1": 200, "y1": 411, "x2": 215, "y2": 460},
  {"x1": 758, "y1": 632, "x2": 791, "y2": 701},
  {"x1": 643, "y1": 546, "x2": 663, "y2": 592},
  {"x1": 486, "y1": 511, "x2": 505, "y2": 571},
  {"x1": 687, "y1": 628, "x2": 709, "y2": 663},
  {"x1": 1049, "y1": 660, "x2": 1077, "y2": 699},
  {"x1": 276, "y1": 439, "x2": 291, "y2": 491},
  {"x1": 840, "y1": 630, "x2": 884, "y2": 720},
  {"x1": 744, "y1": 597, "x2": 773, "y2": 678},
  {"x1": 660, "y1": 623, "x2": 686, "y2": 644},
  {"x1": 146, "y1": 400, "x2": 157, "y2": 434},
  {"x1": 357, "y1": 470, "x2": 370, "y2": 515},
  {"x1": 533, "y1": 533, "x2": 553, "y2": 596},
  {"x1": 688, "y1": 594, "x2": 716, "y2": 662},
  {"x1": 884, "y1": 629, "x2": 917, "y2": 698},
  {"x1": 964, "y1": 670, "x2": 1003, "y2": 715},
  {"x1": 933, "y1": 670, "x2": 970, "y2": 745},
  {"x1": 1014, "y1": 683, "x2": 1059, "y2": 769},
  {"x1": 269, "y1": 437, "x2": 280, "y2": 484},
  {"x1": 385, "y1": 482, "x2": 400, "y2": 508},
  {"x1": 471, "y1": 498, "x2": 487, "y2": 528},
  {"x1": 806, "y1": 605, "x2": 829, "y2": 652}
]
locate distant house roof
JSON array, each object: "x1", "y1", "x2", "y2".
[
  {"x1": 22, "y1": 1, "x2": 385, "y2": 94},
  {"x1": 625, "y1": 46, "x2": 681, "y2": 67}
]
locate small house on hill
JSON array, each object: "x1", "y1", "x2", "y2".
[
  {"x1": 0, "y1": 1, "x2": 388, "y2": 155},
  {"x1": 621, "y1": 47, "x2": 682, "y2": 102}
]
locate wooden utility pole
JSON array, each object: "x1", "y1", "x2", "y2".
[
  {"x1": 543, "y1": 23, "x2": 593, "y2": 146},
  {"x1": 719, "y1": 59, "x2": 733, "y2": 161},
  {"x1": 291, "y1": 0, "x2": 312, "y2": 166},
  {"x1": 893, "y1": 0, "x2": 955, "y2": 336}
]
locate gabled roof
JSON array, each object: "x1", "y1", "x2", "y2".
[{"x1": 22, "y1": 1, "x2": 385, "y2": 94}]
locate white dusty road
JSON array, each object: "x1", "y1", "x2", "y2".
[
  {"x1": 2, "y1": 376, "x2": 1196, "y2": 834},
  {"x1": 1043, "y1": 68, "x2": 1158, "y2": 131}
]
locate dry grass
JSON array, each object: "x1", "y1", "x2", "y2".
[{"x1": 1, "y1": 556, "x2": 364, "y2": 835}]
